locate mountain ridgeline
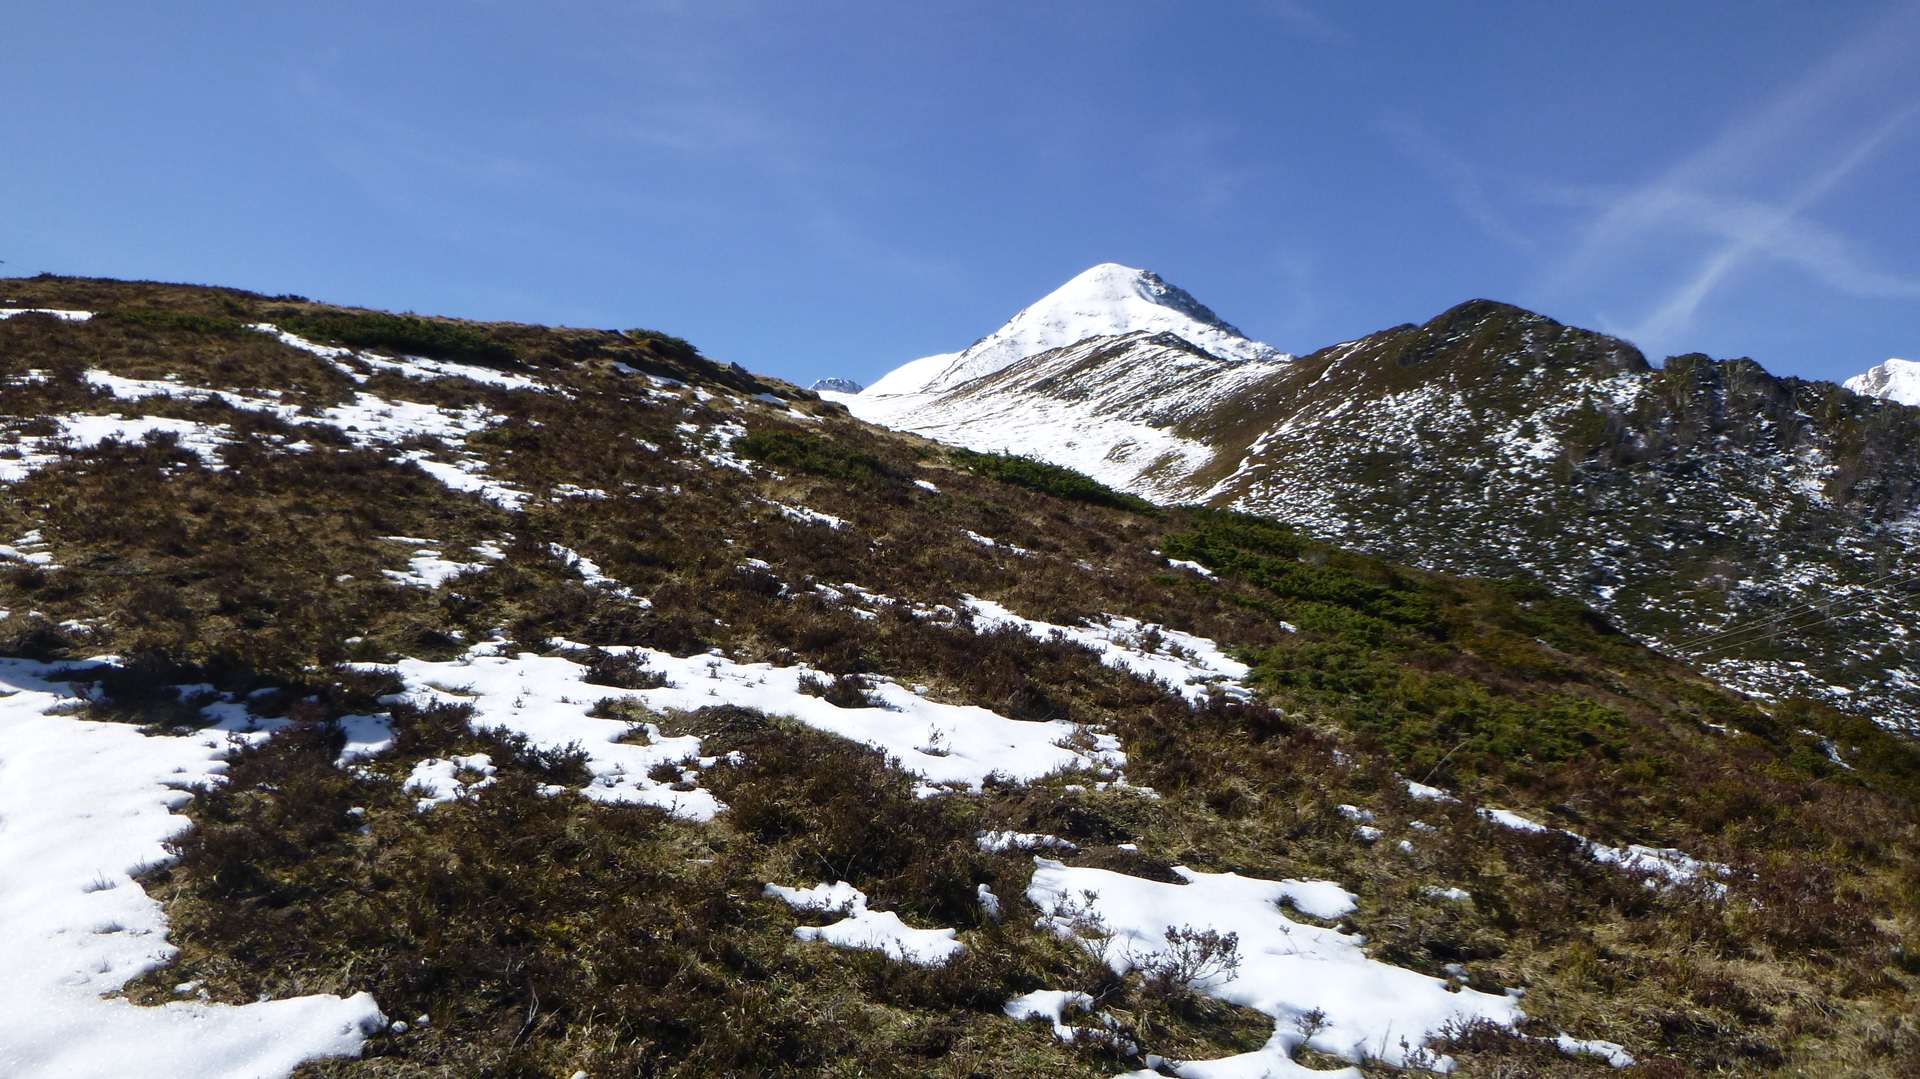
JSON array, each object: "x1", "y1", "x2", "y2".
[{"x1": 842, "y1": 271, "x2": 1920, "y2": 732}]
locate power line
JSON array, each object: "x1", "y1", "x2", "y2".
[
  {"x1": 1685, "y1": 577, "x2": 1920, "y2": 659},
  {"x1": 1667, "y1": 563, "x2": 1915, "y2": 651},
  {"x1": 1680, "y1": 571, "x2": 1920, "y2": 657},
  {"x1": 1682, "y1": 574, "x2": 1920, "y2": 661}
]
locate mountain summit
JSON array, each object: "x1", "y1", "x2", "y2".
[
  {"x1": 1844, "y1": 357, "x2": 1920, "y2": 406},
  {"x1": 862, "y1": 263, "x2": 1288, "y2": 397}
]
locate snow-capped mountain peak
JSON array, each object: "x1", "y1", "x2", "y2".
[
  {"x1": 808, "y1": 377, "x2": 864, "y2": 394},
  {"x1": 869, "y1": 263, "x2": 1288, "y2": 396},
  {"x1": 1843, "y1": 357, "x2": 1920, "y2": 406}
]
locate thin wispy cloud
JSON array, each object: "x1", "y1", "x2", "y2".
[
  {"x1": 1261, "y1": 0, "x2": 1348, "y2": 43},
  {"x1": 1545, "y1": 181, "x2": 1920, "y2": 301},
  {"x1": 1378, "y1": 113, "x2": 1536, "y2": 252},
  {"x1": 1146, "y1": 120, "x2": 1262, "y2": 216},
  {"x1": 1631, "y1": 104, "x2": 1920, "y2": 345},
  {"x1": 1543, "y1": 1, "x2": 1920, "y2": 351}
]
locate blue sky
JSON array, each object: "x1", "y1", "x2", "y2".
[{"x1": 5, "y1": 1, "x2": 1917, "y2": 386}]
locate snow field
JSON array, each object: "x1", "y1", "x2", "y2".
[
  {"x1": 0, "y1": 658, "x2": 386, "y2": 1078},
  {"x1": 1027, "y1": 858, "x2": 1522, "y2": 1075},
  {"x1": 374, "y1": 636, "x2": 1128, "y2": 817}
]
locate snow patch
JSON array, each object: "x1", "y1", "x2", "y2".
[
  {"x1": 0, "y1": 658, "x2": 385, "y2": 1077},
  {"x1": 1028, "y1": 858, "x2": 1519, "y2": 1073},
  {"x1": 765, "y1": 881, "x2": 963, "y2": 965},
  {"x1": 962, "y1": 596, "x2": 1249, "y2": 703}
]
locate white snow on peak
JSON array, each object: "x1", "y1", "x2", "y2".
[
  {"x1": 867, "y1": 264, "x2": 1287, "y2": 396},
  {"x1": 860, "y1": 351, "x2": 957, "y2": 397},
  {"x1": 1843, "y1": 357, "x2": 1920, "y2": 406}
]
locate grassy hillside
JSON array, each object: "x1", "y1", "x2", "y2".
[{"x1": 1, "y1": 276, "x2": 1916, "y2": 1076}]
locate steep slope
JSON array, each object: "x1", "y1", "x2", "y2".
[
  {"x1": 845, "y1": 330, "x2": 1287, "y2": 500},
  {"x1": 852, "y1": 294, "x2": 1920, "y2": 731},
  {"x1": 862, "y1": 350, "x2": 956, "y2": 395},
  {"x1": 1846, "y1": 358, "x2": 1920, "y2": 406},
  {"x1": 1, "y1": 276, "x2": 1917, "y2": 1077},
  {"x1": 871, "y1": 264, "x2": 1288, "y2": 395}
]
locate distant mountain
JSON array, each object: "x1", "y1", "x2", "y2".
[
  {"x1": 808, "y1": 377, "x2": 863, "y2": 394},
  {"x1": 1845, "y1": 358, "x2": 1920, "y2": 406},
  {"x1": 842, "y1": 329, "x2": 1288, "y2": 501},
  {"x1": 860, "y1": 263, "x2": 1288, "y2": 397},
  {"x1": 841, "y1": 271, "x2": 1920, "y2": 729}
]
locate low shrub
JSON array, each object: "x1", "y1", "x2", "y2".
[
  {"x1": 273, "y1": 309, "x2": 517, "y2": 368},
  {"x1": 97, "y1": 307, "x2": 249, "y2": 336},
  {"x1": 950, "y1": 449, "x2": 1156, "y2": 512},
  {"x1": 735, "y1": 428, "x2": 893, "y2": 482}
]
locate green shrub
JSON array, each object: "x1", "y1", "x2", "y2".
[
  {"x1": 97, "y1": 308, "x2": 248, "y2": 336},
  {"x1": 273, "y1": 310, "x2": 516, "y2": 368},
  {"x1": 949, "y1": 449, "x2": 1155, "y2": 512},
  {"x1": 735, "y1": 428, "x2": 892, "y2": 481},
  {"x1": 624, "y1": 328, "x2": 700, "y2": 362}
]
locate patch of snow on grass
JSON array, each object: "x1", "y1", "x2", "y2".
[
  {"x1": 547, "y1": 543, "x2": 642, "y2": 600},
  {"x1": 405, "y1": 754, "x2": 498, "y2": 810},
  {"x1": 84, "y1": 369, "x2": 287, "y2": 411},
  {"x1": 962, "y1": 530, "x2": 1029, "y2": 555},
  {"x1": 1028, "y1": 858, "x2": 1521, "y2": 1074},
  {"x1": 356, "y1": 352, "x2": 545, "y2": 392},
  {"x1": 961, "y1": 597, "x2": 1249, "y2": 703},
  {"x1": 0, "y1": 307, "x2": 93, "y2": 321},
  {"x1": 381, "y1": 542, "x2": 497, "y2": 589},
  {"x1": 0, "y1": 530, "x2": 58, "y2": 568},
  {"x1": 772, "y1": 502, "x2": 847, "y2": 530},
  {"x1": 375, "y1": 638, "x2": 1123, "y2": 809},
  {"x1": 247, "y1": 323, "x2": 355, "y2": 363},
  {"x1": 765, "y1": 881, "x2": 963, "y2": 965},
  {"x1": 401, "y1": 454, "x2": 529, "y2": 511},
  {"x1": 0, "y1": 415, "x2": 234, "y2": 482},
  {"x1": 1410, "y1": 780, "x2": 1724, "y2": 891},
  {"x1": 764, "y1": 880, "x2": 867, "y2": 913},
  {"x1": 370, "y1": 644, "x2": 719, "y2": 819},
  {"x1": 1555, "y1": 1033, "x2": 1636, "y2": 1068},
  {"x1": 1472, "y1": 802, "x2": 1727, "y2": 890},
  {"x1": 977, "y1": 830, "x2": 1078, "y2": 853},
  {"x1": 1004, "y1": 989, "x2": 1096, "y2": 1042},
  {"x1": 0, "y1": 658, "x2": 386, "y2": 1076}
]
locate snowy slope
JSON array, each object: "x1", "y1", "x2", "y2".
[
  {"x1": 839, "y1": 331, "x2": 1286, "y2": 500},
  {"x1": 866, "y1": 264, "x2": 1287, "y2": 396},
  {"x1": 863, "y1": 352, "x2": 957, "y2": 396},
  {"x1": 1843, "y1": 358, "x2": 1920, "y2": 406},
  {"x1": 834, "y1": 264, "x2": 1291, "y2": 497}
]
